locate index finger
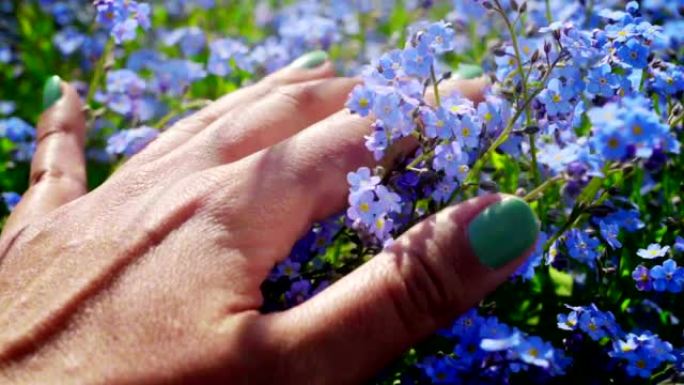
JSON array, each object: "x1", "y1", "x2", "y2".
[{"x1": 1, "y1": 76, "x2": 87, "y2": 246}]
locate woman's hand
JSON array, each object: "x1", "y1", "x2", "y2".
[{"x1": 0, "y1": 54, "x2": 537, "y2": 384}]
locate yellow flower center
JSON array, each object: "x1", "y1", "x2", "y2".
[{"x1": 608, "y1": 137, "x2": 620, "y2": 149}]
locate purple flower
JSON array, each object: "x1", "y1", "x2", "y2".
[
  {"x1": 632, "y1": 265, "x2": 653, "y2": 291},
  {"x1": 285, "y1": 279, "x2": 311, "y2": 305}
]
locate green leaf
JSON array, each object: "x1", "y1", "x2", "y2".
[
  {"x1": 578, "y1": 176, "x2": 603, "y2": 206},
  {"x1": 548, "y1": 267, "x2": 573, "y2": 297}
]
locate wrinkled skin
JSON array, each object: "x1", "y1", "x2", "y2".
[{"x1": 0, "y1": 62, "x2": 529, "y2": 384}]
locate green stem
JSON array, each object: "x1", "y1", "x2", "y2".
[
  {"x1": 528, "y1": 132, "x2": 545, "y2": 217},
  {"x1": 154, "y1": 99, "x2": 213, "y2": 130},
  {"x1": 86, "y1": 39, "x2": 114, "y2": 109},
  {"x1": 463, "y1": 49, "x2": 564, "y2": 195},
  {"x1": 430, "y1": 65, "x2": 441, "y2": 107},
  {"x1": 523, "y1": 175, "x2": 562, "y2": 202},
  {"x1": 405, "y1": 150, "x2": 434, "y2": 170},
  {"x1": 545, "y1": 0, "x2": 553, "y2": 24}
]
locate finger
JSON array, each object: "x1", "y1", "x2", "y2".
[
  {"x1": 1, "y1": 76, "x2": 87, "y2": 241},
  {"x1": 263, "y1": 194, "x2": 539, "y2": 384},
  {"x1": 143, "y1": 76, "x2": 360, "y2": 185},
  {"x1": 217, "y1": 77, "x2": 489, "y2": 244},
  {"x1": 138, "y1": 51, "x2": 335, "y2": 161}
]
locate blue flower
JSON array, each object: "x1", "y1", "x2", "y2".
[
  {"x1": 347, "y1": 85, "x2": 374, "y2": 117},
  {"x1": 539, "y1": 78, "x2": 574, "y2": 117},
  {"x1": 95, "y1": 0, "x2": 151, "y2": 44},
  {"x1": 513, "y1": 232, "x2": 547, "y2": 281},
  {"x1": 430, "y1": 177, "x2": 458, "y2": 204},
  {"x1": 578, "y1": 310, "x2": 608, "y2": 341},
  {"x1": 2, "y1": 192, "x2": 20, "y2": 211},
  {"x1": 649, "y1": 259, "x2": 684, "y2": 293},
  {"x1": 448, "y1": 308, "x2": 484, "y2": 339},
  {"x1": 586, "y1": 63, "x2": 619, "y2": 97},
  {"x1": 151, "y1": 59, "x2": 207, "y2": 96},
  {"x1": 347, "y1": 167, "x2": 380, "y2": 193},
  {"x1": 161, "y1": 27, "x2": 206, "y2": 57},
  {"x1": 564, "y1": 229, "x2": 601, "y2": 268},
  {"x1": 455, "y1": 114, "x2": 480, "y2": 149},
  {"x1": 0, "y1": 117, "x2": 35, "y2": 143},
  {"x1": 675, "y1": 236, "x2": 684, "y2": 253},
  {"x1": 377, "y1": 50, "x2": 403, "y2": 80},
  {"x1": 617, "y1": 39, "x2": 649, "y2": 69},
  {"x1": 432, "y1": 142, "x2": 469, "y2": 181},
  {"x1": 516, "y1": 336, "x2": 555, "y2": 368},
  {"x1": 637, "y1": 243, "x2": 670, "y2": 259},
  {"x1": 421, "y1": 107, "x2": 454, "y2": 140},
  {"x1": 611, "y1": 332, "x2": 676, "y2": 378},
  {"x1": 418, "y1": 356, "x2": 459, "y2": 384},
  {"x1": 623, "y1": 349, "x2": 657, "y2": 378},
  {"x1": 53, "y1": 27, "x2": 85, "y2": 56},
  {"x1": 106, "y1": 126, "x2": 159, "y2": 157},
  {"x1": 207, "y1": 38, "x2": 251, "y2": 76},
  {"x1": 557, "y1": 311, "x2": 579, "y2": 331},
  {"x1": 423, "y1": 21, "x2": 455, "y2": 54},
  {"x1": 401, "y1": 41, "x2": 433, "y2": 78},
  {"x1": 605, "y1": 23, "x2": 636, "y2": 43},
  {"x1": 347, "y1": 190, "x2": 378, "y2": 226},
  {"x1": 598, "y1": 220, "x2": 622, "y2": 249},
  {"x1": 651, "y1": 66, "x2": 684, "y2": 96},
  {"x1": 372, "y1": 91, "x2": 403, "y2": 128},
  {"x1": 608, "y1": 209, "x2": 645, "y2": 232},
  {"x1": 0, "y1": 100, "x2": 16, "y2": 115},
  {"x1": 364, "y1": 122, "x2": 389, "y2": 161}
]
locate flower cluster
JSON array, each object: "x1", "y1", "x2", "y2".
[
  {"x1": 94, "y1": 0, "x2": 151, "y2": 44},
  {"x1": 2, "y1": 0, "x2": 684, "y2": 383},
  {"x1": 557, "y1": 303, "x2": 679, "y2": 378},
  {"x1": 419, "y1": 309, "x2": 569, "y2": 383},
  {"x1": 610, "y1": 332, "x2": 677, "y2": 378}
]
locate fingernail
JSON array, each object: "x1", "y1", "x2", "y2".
[
  {"x1": 454, "y1": 64, "x2": 484, "y2": 80},
  {"x1": 467, "y1": 197, "x2": 539, "y2": 269},
  {"x1": 289, "y1": 50, "x2": 328, "y2": 69},
  {"x1": 42, "y1": 75, "x2": 62, "y2": 110}
]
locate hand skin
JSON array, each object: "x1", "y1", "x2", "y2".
[{"x1": 0, "y1": 61, "x2": 532, "y2": 384}]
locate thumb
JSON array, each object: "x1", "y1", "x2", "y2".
[{"x1": 262, "y1": 194, "x2": 538, "y2": 384}]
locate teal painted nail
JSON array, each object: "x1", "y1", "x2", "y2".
[
  {"x1": 467, "y1": 197, "x2": 539, "y2": 269},
  {"x1": 455, "y1": 64, "x2": 484, "y2": 80},
  {"x1": 289, "y1": 50, "x2": 328, "y2": 69},
  {"x1": 42, "y1": 75, "x2": 62, "y2": 110}
]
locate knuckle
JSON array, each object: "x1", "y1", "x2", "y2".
[
  {"x1": 29, "y1": 167, "x2": 85, "y2": 190},
  {"x1": 37, "y1": 117, "x2": 73, "y2": 141},
  {"x1": 273, "y1": 82, "x2": 318, "y2": 110},
  {"x1": 384, "y1": 236, "x2": 465, "y2": 330}
]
